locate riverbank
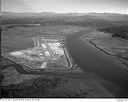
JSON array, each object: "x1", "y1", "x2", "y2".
[
  {"x1": 81, "y1": 30, "x2": 128, "y2": 68},
  {"x1": 66, "y1": 30, "x2": 128, "y2": 96}
]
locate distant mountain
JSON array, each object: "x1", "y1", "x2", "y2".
[
  {"x1": 1, "y1": 12, "x2": 128, "y2": 20},
  {"x1": 1, "y1": 12, "x2": 60, "y2": 19},
  {"x1": 1, "y1": 12, "x2": 128, "y2": 28}
]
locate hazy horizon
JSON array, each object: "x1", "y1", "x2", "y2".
[{"x1": 1, "y1": 0, "x2": 128, "y2": 14}]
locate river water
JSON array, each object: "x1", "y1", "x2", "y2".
[{"x1": 66, "y1": 30, "x2": 128, "y2": 93}]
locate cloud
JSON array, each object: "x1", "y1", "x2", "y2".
[{"x1": 1, "y1": 0, "x2": 128, "y2": 14}]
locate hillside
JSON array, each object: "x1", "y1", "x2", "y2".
[{"x1": 1, "y1": 12, "x2": 128, "y2": 28}]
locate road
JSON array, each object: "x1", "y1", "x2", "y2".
[{"x1": 66, "y1": 30, "x2": 128, "y2": 96}]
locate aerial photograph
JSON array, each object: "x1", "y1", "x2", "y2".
[{"x1": 1, "y1": 0, "x2": 128, "y2": 99}]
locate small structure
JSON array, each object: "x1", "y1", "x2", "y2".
[{"x1": 40, "y1": 62, "x2": 47, "y2": 69}]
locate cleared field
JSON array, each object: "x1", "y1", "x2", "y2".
[{"x1": 2, "y1": 37, "x2": 73, "y2": 71}]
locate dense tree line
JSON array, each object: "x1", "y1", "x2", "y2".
[{"x1": 99, "y1": 25, "x2": 128, "y2": 39}]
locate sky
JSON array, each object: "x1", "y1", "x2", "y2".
[{"x1": 1, "y1": 0, "x2": 128, "y2": 14}]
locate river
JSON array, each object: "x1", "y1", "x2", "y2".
[{"x1": 66, "y1": 30, "x2": 128, "y2": 95}]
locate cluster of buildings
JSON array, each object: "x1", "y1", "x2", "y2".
[
  {"x1": 32, "y1": 37, "x2": 64, "y2": 60},
  {"x1": 9, "y1": 37, "x2": 71, "y2": 69}
]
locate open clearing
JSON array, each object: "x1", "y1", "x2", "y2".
[{"x1": 2, "y1": 37, "x2": 73, "y2": 71}]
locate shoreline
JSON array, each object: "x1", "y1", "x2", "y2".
[
  {"x1": 80, "y1": 37, "x2": 128, "y2": 69},
  {"x1": 66, "y1": 30, "x2": 128, "y2": 92}
]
